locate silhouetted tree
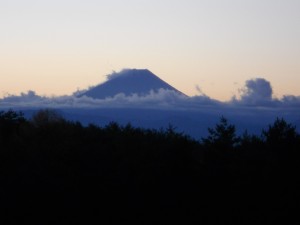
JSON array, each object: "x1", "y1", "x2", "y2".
[
  {"x1": 0, "y1": 110, "x2": 26, "y2": 144},
  {"x1": 0, "y1": 110, "x2": 25, "y2": 123},
  {"x1": 263, "y1": 117, "x2": 298, "y2": 148},
  {"x1": 31, "y1": 109, "x2": 64, "y2": 127},
  {"x1": 1, "y1": 109, "x2": 300, "y2": 225},
  {"x1": 202, "y1": 116, "x2": 239, "y2": 149}
]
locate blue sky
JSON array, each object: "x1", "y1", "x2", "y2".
[{"x1": 1, "y1": 0, "x2": 299, "y2": 100}]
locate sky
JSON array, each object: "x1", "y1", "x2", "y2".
[{"x1": 1, "y1": 0, "x2": 300, "y2": 101}]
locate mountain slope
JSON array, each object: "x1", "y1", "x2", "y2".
[{"x1": 78, "y1": 69, "x2": 186, "y2": 99}]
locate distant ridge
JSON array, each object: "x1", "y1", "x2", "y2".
[{"x1": 78, "y1": 69, "x2": 186, "y2": 99}]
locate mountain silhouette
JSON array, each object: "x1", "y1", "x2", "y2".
[{"x1": 78, "y1": 69, "x2": 186, "y2": 99}]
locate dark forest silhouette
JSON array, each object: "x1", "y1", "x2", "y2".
[{"x1": 0, "y1": 109, "x2": 299, "y2": 225}]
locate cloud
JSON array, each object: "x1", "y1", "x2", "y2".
[
  {"x1": 231, "y1": 78, "x2": 275, "y2": 106},
  {"x1": 0, "y1": 89, "x2": 191, "y2": 109},
  {"x1": 1, "y1": 78, "x2": 299, "y2": 109},
  {"x1": 106, "y1": 68, "x2": 133, "y2": 81},
  {"x1": 0, "y1": 91, "x2": 45, "y2": 106},
  {"x1": 106, "y1": 70, "x2": 120, "y2": 81},
  {"x1": 228, "y1": 78, "x2": 300, "y2": 108},
  {"x1": 245, "y1": 78, "x2": 273, "y2": 99},
  {"x1": 0, "y1": 77, "x2": 299, "y2": 139},
  {"x1": 280, "y1": 95, "x2": 300, "y2": 107},
  {"x1": 195, "y1": 85, "x2": 203, "y2": 94}
]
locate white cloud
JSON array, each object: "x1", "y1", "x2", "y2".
[
  {"x1": 280, "y1": 95, "x2": 300, "y2": 107},
  {"x1": 106, "y1": 69, "x2": 133, "y2": 81},
  {"x1": 231, "y1": 78, "x2": 275, "y2": 106},
  {"x1": 1, "y1": 78, "x2": 299, "y2": 139},
  {"x1": 0, "y1": 88, "x2": 190, "y2": 108},
  {"x1": 1, "y1": 78, "x2": 300, "y2": 108}
]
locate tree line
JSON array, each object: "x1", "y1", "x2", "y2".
[{"x1": 0, "y1": 109, "x2": 299, "y2": 225}]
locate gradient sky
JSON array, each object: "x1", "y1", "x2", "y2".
[{"x1": 1, "y1": 0, "x2": 299, "y2": 101}]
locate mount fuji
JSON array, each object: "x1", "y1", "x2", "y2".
[{"x1": 78, "y1": 69, "x2": 186, "y2": 99}]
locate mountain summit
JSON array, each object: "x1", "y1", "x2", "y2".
[{"x1": 78, "y1": 69, "x2": 185, "y2": 99}]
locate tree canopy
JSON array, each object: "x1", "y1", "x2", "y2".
[{"x1": 0, "y1": 109, "x2": 299, "y2": 225}]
